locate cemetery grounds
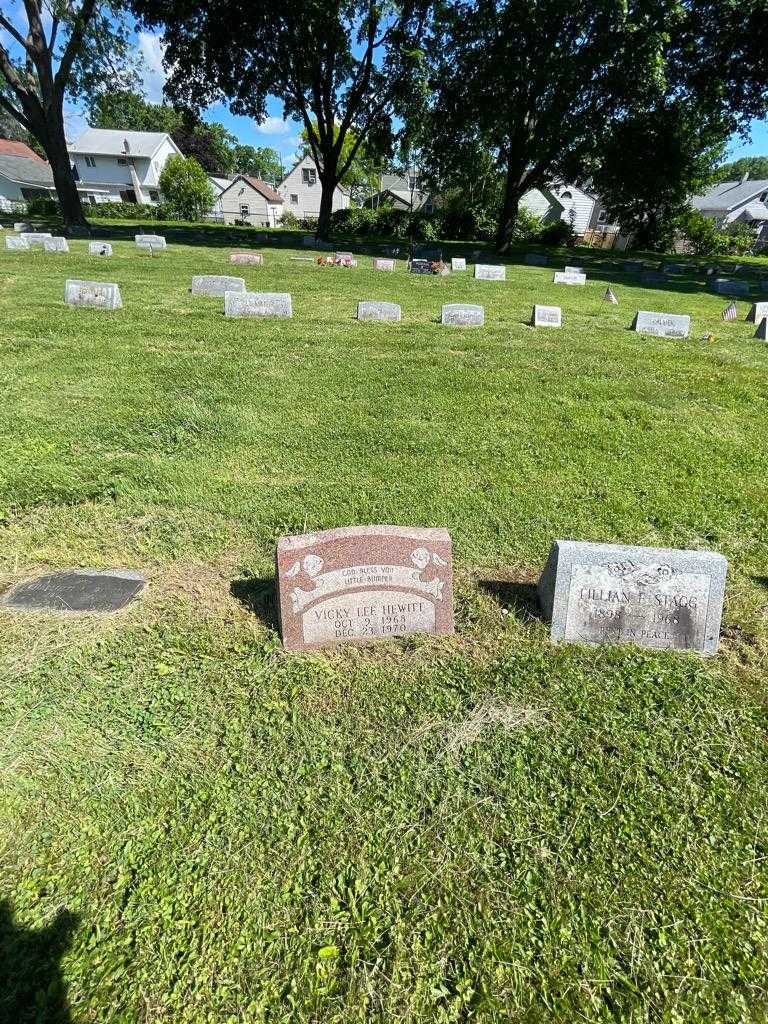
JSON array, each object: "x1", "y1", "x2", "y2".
[{"x1": 0, "y1": 222, "x2": 766, "y2": 1023}]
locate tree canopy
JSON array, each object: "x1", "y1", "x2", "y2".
[{"x1": 716, "y1": 155, "x2": 768, "y2": 182}]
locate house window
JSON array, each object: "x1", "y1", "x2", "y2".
[
  {"x1": 148, "y1": 190, "x2": 159, "y2": 202},
  {"x1": 560, "y1": 190, "x2": 573, "y2": 200},
  {"x1": 84, "y1": 155, "x2": 96, "y2": 168},
  {"x1": 240, "y1": 204, "x2": 250, "y2": 217},
  {"x1": 117, "y1": 157, "x2": 128, "y2": 165},
  {"x1": 761, "y1": 191, "x2": 768, "y2": 202},
  {"x1": 290, "y1": 194, "x2": 299, "y2": 204},
  {"x1": 86, "y1": 193, "x2": 97, "y2": 205},
  {"x1": 301, "y1": 168, "x2": 316, "y2": 185},
  {"x1": 597, "y1": 209, "x2": 608, "y2": 223}
]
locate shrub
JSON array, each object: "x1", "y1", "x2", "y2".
[
  {"x1": 298, "y1": 215, "x2": 319, "y2": 231},
  {"x1": 677, "y1": 208, "x2": 756, "y2": 256},
  {"x1": 26, "y1": 196, "x2": 59, "y2": 218},
  {"x1": 158, "y1": 155, "x2": 215, "y2": 221},
  {"x1": 537, "y1": 218, "x2": 575, "y2": 246},
  {"x1": 89, "y1": 201, "x2": 165, "y2": 220},
  {"x1": 279, "y1": 210, "x2": 300, "y2": 229},
  {"x1": 511, "y1": 207, "x2": 544, "y2": 242}
]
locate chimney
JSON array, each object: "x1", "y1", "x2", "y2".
[{"x1": 740, "y1": 171, "x2": 750, "y2": 184}]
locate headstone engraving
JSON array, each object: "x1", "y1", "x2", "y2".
[
  {"x1": 525, "y1": 253, "x2": 549, "y2": 267},
  {"x1": 64, "y1": 279, "x2": 122, "y2": 309},
  {"x1": 20, "y1": 232, "x2": 52, "y2": 246},
  {"x1": 5, "y1": 236, "x2": 29, "y2": 250},
  {"x1": 135, "y1": 233, "x2": 167, "y2": 250},
  {"x1": 230, "y1": 252, "x2": 264, "y2": 265},
  {"x1": 276, "y1": 525, "x2": 454, "y2": 651},
  {"x1": 441, "y1": 303, "x2": 484, "y2": 326},
  {"x1": 357, "y1": 301, "x2": 401, "y2": 322},
  {"x1": 88, "y1": 241, "x2": 113, "y2": 256},
  {"x1": 553, "y1": 271, "x2": 586, "y2": 285},
  {"x1": 191, "y1": 275, "x2": 246, "y2": 297},
  {"x1": 710, "y1": 277, "x2": 750, "y2": 296},
  {"x1": 451, "y1": 257, "x2": 467, "y2": 271},
  {"x1": 533, "y1": 304, "x2": 561, "y2": 327},
  {"x1": 475, "y1": 264, "x2": 506, "y2": 280},
  {"x1": 373, "y1": 258, "x2": 395, "y2": 271},
  {"x1": 410, "y1": 258, "x2": 433, "y2": 275},
  {"x1": 224, "y1": 291, "x2": 292, "y2": 318},
  {"x1": 632, "y1": 310, "x2": 690, "y2": 338},
  {"x1": 0, "y1": 568, "x2": 146, "y2": 613},
  {"x1": 538, "y1": 539, "x2": 727, "y2": 656},
  {"x1": 43, "y1": 236, "x2": 69, "y2": 252},
  {"x1": 747, "y1": 302, "x2": 768, "y2": 324}
]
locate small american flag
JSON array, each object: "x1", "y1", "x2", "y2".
[
  {"x1": 722, "y1": 302, "x2": 737, "y2": 321},
  {"x1": 603, "y1": 287, "x2": 618, "y2": 304}
]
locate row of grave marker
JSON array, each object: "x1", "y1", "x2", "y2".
[{"x1": 0, "y1": 528, "x2": 728, "y2": 658}]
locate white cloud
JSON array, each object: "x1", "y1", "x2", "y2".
[
  {"x1": 138, "y1": 31, "x2": 168, "y2": 103},
  {"x1": 256, "y1": 116, "x2": 294, "y2": 136}
]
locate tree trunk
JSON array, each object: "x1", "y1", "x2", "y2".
[
  {"x1": 316, "y1": 152, "x2": 340, "y2": 240},
  {"x1": 40, "y1": 111, "x2": 87, "y2": 228},
  {"x1": 495, "y1": 168, "x2": 523, "y2": 254}
]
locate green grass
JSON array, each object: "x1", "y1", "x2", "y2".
[{"x1": 1, "y1": 225, "x2": 767, "y2": 1023}]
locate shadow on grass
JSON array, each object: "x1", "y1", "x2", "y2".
[
  {"x1": 0, "y1": 900, "x2": 78, "y2": 1024},
  {"x1": 230, "y1": 575, "x2": 279, "y2": 631},
  {"x1": 752, "y1": 576, "x2": 768, "y2": 591},
  {"x1": 478, "y1": 580, "x2": 543, "y2": 623}
]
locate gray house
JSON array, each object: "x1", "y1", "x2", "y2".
[
  {"x1": 691, "y1": 176, "x2": 768, "y2": 227},
  {"x1": 365, "y1": 173, "x2": 434, "y2": 212}
]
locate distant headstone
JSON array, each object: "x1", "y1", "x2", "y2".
[
  {"x1": 43, "y1": 236, "x2": 69, "y2": 252},
  {"x1": 191, "y1": 275, "x2": 246, "y2": 297},
  {"x1": 641, "y1": 271, "x2": 666, "y2": 286},
  {"x1": 290, "y1": 257, "x2": 314, "y2": 262},
  {"x1": 135, "y1": 233, "x2": 167, "y2": 250},
  {"x1": 302, "y1": 235, "x2": 315, "y2": 247},
  {"x1": 474, "y1": 264, "x2": 506, "y2": 281},
  {"x1": 357, "y1": 300, "x2": 401, "y2": 322},
  {"x1": 532, "y1": 304, "x2": 561, "y2": 327},
  {"x1": 410, "y1": 259, "x2": 433, "y2": 275},
  {"x1": 224, "y1": 290, "x2": 292, "y2": 318},
  {"x1": 710, "y1": 277, "x2": 750, "y2": 296},
  {"x1": 230, "y1": 252, "x2": 264, "y2": 265},
  {"x1": 13, "y1": 221, "x2": 31, "y2": 232},
  {"x1": 755, "y1": 319, "x2": 768, "y2": 341},
  {"x1": 88, "y1": 241, "x2": 113, "y2": 257},
  {"x1": 373, "y1": 258, "x2": 395, "y2": 271},
  {"x1": 276, "y1": 525, "x2": 454, "y2": 651},
  {"x1": 525, "y1": 253, "x2": 549, "y2": 267},
  {"x1": 623, "y1": 260, "x2": 643, "y2": 273},
  {"x1": 746, "y1": 301, "x2": 768, "y2": 323},
  {"x1": 603, "y1": 287, "x2": 619, "y2": 304},
  {"x1": 20, "y1": 232, "x2": 52, "y2": 246},
  {"x1": 0, "y1": 568, "x2": 146, "y2": 614},
  {"x1": 538, "y1": 539, "x2": 727, "y2": 656},
  {"x1": 632, "y1": 310, "x2": 690, "y2": 338},
  {"x1": 64, "y1": 279, "x2": 122, "y2": 310},
  {"x1": 564, "y1": 265, "x2": 583, "y2": 273},
  {"x1": 553, "y1": 271, "x2": 586, "y2": 286},
  {"x1": 5, "y1": 236, "x2": 29, "y2": 251},
  {"x1": 441, "y1": 303, "x2": 484, "y2": 326},
  {"x1": 451, "y1": 257, "x2": 467, "y2": 271},
  {"x1": 662, "y1": 262, "x2": 688, "y2": 274}
]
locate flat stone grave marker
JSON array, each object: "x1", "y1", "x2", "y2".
[
  {"x1": 65, "y1": 279, "x2": 122, "y2": 309},
  {"x1": 135, "y1": 233, "x2": 167, "y2": 250},
  {"x1": 641, "y1": 271, "x2": 666, "y2": 285},
  {"x1": 290, "y1": 256, "x2": 314, "y2": 262},
  {"x1": 20, "y1": 232, "x2": 52, "y2": 247},
  {"x1": 88, "y1": 241, "x2": 113, "y2": 256},
  {"x1": 410, "y1": 258, "x2": 433, "y2": 275},
  {"x1": 357, "y1": 301, "x2": 401, "y2": 322},
  {"x1": 43, "y1": 236, "x2": 69, "y2": 252},
  {"x1": 533, "y1": 304, "x2": 562, "y2": 327},
  {"x1": 191, "y1": 275, "x2": 246, "y2": 297},
  {"x1": 373, "y1": 258, "x2": 395, "y2": 271},
  {"x1": 230, "y1": 252, "x2": 264, "y2": 265},
  {"x1": 746, "y1": 301, "x2": 768, "y2": 323},
  {"x1": 441, "y1": 303, "x2": 484, "y2": 326},
  {"x1": 710, "y1": 277, "x2": 750, "y2": 296},
  {"x1": 5, "y1": 236, "x2": 29, "y2": 250},
  {"x1": 475, "y1": 264, "x2": 506, "y2": 281},
  {"x1": 525, "y1": 253, "x2": 549, "y2": 267},
  {"x1": 632, "y1": 310, "x2": 690, "y2": 338},
  {"x1": 553, "y1": 270, "x2": 586, "y2": 285},
  {"x1": 564, "y1": 265, "x2": 583, "y2": 273},
  {"x1": 276, "y1": 525, "x2": 454, "y2": 651},
  {"x1": 0, "y1": 568, "x2": 146, "y2": 614},
  {"x1": 451, "y1": 257, "x2": 467, "y2": 271},
  {"x1": 538, "y1": 539, "x2": 727, "y2": 656},
  {"x1": 224, "y1": 291, "x2": 292, "y2": 318},
  {"x1": 624, "y1": 260, "x2": 643, "y2": 273}
]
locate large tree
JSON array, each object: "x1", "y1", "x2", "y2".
[
  {"x1": 132, "y1": 0, "x2": 431, "y2": 238},
  {"x1": 0, "y1": 2, "x2": 138, "y2": 226},
  {"x1": 231, "y1": 144, "x2": 283, "y2": 184}
]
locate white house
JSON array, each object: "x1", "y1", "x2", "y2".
[
  {"x1": 520, "y1": 182, "x2": 598, "y2": 235},
  {"x1": 68, "y1": 128, "x2": 183, "y2": 205},
  {"x1": 364, "y1": 172, "x2": 435, "y2": 212},
  {"x1": 278, "y1": 155, "x2": 349, "y2": 219},
  {"x1": 216, "y1": 175, "x2": 284, "y2": 226}
]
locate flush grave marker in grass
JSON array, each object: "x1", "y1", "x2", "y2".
[
  {"x1": 441, "y1": 303, "x2": 484, "y2": 326},
  {"x1": 357, "y1": 301, "x2": 401, "y2": 322},
  {"x1": 191, "y1": 275, "x2": 246, "y2": 297},
  {"x1": 0, "y1": 569, "x2": 146, "y2": 614}
]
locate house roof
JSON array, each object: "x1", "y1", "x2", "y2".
[
  {"x1": 0, "y1": 154, "x2": 54, "y2": 187},
  {"x1": 208, "y1": 176, "x2": 233, "y2": 193},
  {"x1": 691, "y1": 179, "x2": 768, "y2": 213},
  {"x1": 0, "y1": 139, "x2": 47, "y2": 162},
  {"x1": 219, "y1": 174, "x2": 284, "y2": 203},
  {"x1": 739, "y1": 202, "x2": 768, "y2": 222},
  {"x1": 69, "y1": 128, "x2": 179, "y2": 159}
]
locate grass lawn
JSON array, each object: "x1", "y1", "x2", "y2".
[{"x1": 1, "y1": 223, "x2": 767, "y2": 1023}]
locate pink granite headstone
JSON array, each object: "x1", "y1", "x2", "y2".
[
  {"x1": 230, "y1": 252, "x2": 264, "y2": 265},
  {"x1": 373, "y1": 258, "x2": 395, "y2": 271},
  {"x1": 276, "y1": 525, "x2": 454, "y2": 651}
]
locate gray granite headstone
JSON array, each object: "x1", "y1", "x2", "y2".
[
  {"x1": 662, "y1": 262, "x2": 688, "y2": 274},
  {"x1": 224, "y1": 290, "x2": 292, "y2": 317},
  {"x1": 191, "y1": 275, "x2": 246, "y2": 297},
  {"x1": 441, "y1": 303, "x2": 484, "y2": 326},
  {"x1": 533, "y1": 304, "x2": 561, "y2": 327},
  {"x1": 5, "y1": 236, "x2": 29, "y2": 250},
  {"x1": 373, "y1": 258, "x2": 395, "y2": 271},
  {"x1": 0, "y1": 569, "x2": 146, "y2": 613},
  {"x1": 357, "y1": 300, "x2": 401, "y2": 322},
  {"x1": 564, "y1": 265, "x2": 583, "y2": 274},
  {"x1": 623, "y1": 260, "x2": 643, "y2": 273},
  {"x1": 632, "y1": 310, "x2": 690, "y2": 338},
  {"x1": 746, "y1": 301, "x2": 768, "y2": 323},
  {"x1": 474, "y1": 264, "x2": 506, "y2": 280},
  {"x1": 89, "y1": 242, "x2": 113, "y2": 256},
  {"x1": 410, "y1": 259, "x2": 432, "y2": 275},
  {"x1": 65, "y1": 279, "x2": 122, "y2": 309},
  {"x1": 538, "y1": 539, "x2": 727, "y2": 655},
  {"x1": 20, "y1": 232, "x2": 52, "y2": 247},
  {"x1": 525, "y1": 253, "x2": 549, "y2": 267},
  {"x1": 451, "y1": 257, "x2": 466, "y2": 271},
  {"x1": 710, "y1": 277, "x2": 750, "y2": 296},
  {"x1": 553, "y1": 271, "x2": 586, "y2": 285},
  {"x1": 135, "y1": 233, "x2": 167, "y2": 250},
  {"x1": 43, "y1": 236, "x2": 69, "y2": 252}
]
